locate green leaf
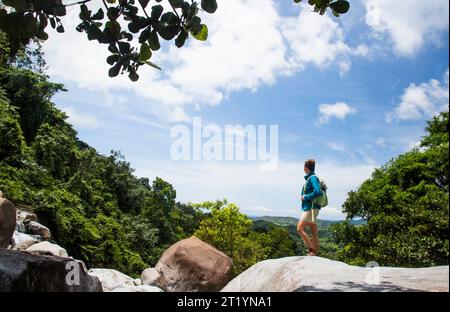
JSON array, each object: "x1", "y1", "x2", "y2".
[
  {"x1": 139, "y1": 42, "x2": 152, "y2": 62},
  {"x1": 38, "y1": 13, "x2": 48, "y2": 30},
  {"x1": 50, "y1": 17, "x2": 56, "y2": 29},
  {"x1": 86, "y1": 24, "x2": 103, "y2": 41},
  {"x1": 175, "y1": 29, "x2": 188, "y2": 48},
  {"x1": 92, "y1": 8, "x2": 105, "y2": 20},
  {"x1": 35, "y1": 30, "x2": 49, "y2": 41},
  {"x1": 79, "y1": 4, "x2": 91, "y2": 21},
  {"x1": 107, "y1": 54, "x2": 120, "y2": 65},
  {"x1": 56, "y1": 24, "x2": 65, "y2": 33},
  {"x1": 128, "y1": 21, "x2": 140, "y2": 33},
  {"x1": 151, "y1": 5, "x2": 164, "y2": 21},
  {"x1": 191, "y1": 24, "x2": 208, "y2": 41},
  {"x1": 201, "y1": 0, "x2": 218, "y2": 14},
  {"x1": 139, "y1": 0, "x2": 150, "y2": 9},
  {"x1": 329, "y1": 0, "x2": 350, "y2": 14},
  {"x1": 128, "y1": 67, "x2": 139, "y2": 81},
  {"x1": 148, "y1": 30, "x2": 160, "y2": 51},
  {"x1": 109, "y1": 63, "x2": 121, "y2": 77},
  {"x1": 190, "y1": 16, "x2": 201, "y2": 35},
  {"x1": 118, "y1": 41, "x2": 130, "y2": 54},
  {"x1": 138, "y1": 28, "x2": 150, "y2": 43},
  {"x1": 157, "y1": 22, "x2": 180, "y2": 40},
  {"x1": 107, "y1": 7, "x2": 120, "y2": 21},
  {"x1": 108, "y1": 44, "x2": 119, "y2": 53},
  {"x1": 106, "y1": 20, "x2": 121, "y2": 39},
  {"x1": 171, "y1": 0, "x2": 184, "y2": 8}
]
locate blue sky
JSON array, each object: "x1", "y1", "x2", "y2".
[{"x1": 42, "y1": 0, "x2": 449, "y2": 220}]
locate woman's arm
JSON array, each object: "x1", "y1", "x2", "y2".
[{"x1": 303, "y1": 176, "x2": 321, "y2": 201}]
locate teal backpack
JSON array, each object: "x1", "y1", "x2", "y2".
[{"x1": 304, "y1": 175, "x2": 328, "y2": 208}]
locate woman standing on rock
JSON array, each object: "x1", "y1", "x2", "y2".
[{"x1": 297, "y1": 159, "x2": 322, "y2": 256}]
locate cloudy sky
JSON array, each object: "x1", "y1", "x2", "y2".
[{"x1": 42, "y1": 0, "x2": 449, "y2": 220}]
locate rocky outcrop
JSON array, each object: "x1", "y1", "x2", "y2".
[
  {"x1": 88, "y1": 268, "x2": 136, "y2": 292},
  {"x1": 0, "y1": 249, "x2": 102, "y2": 292},
  {"x1": 25, "y1": 221, "x2": 51, "y2": 239},
  {"x1": 221, "y1": 256, "x2": 450, "y2": 292},
  {"x1": 13, "y1": 239, "x2": 40, "y2": 251},
  {"x1": 155, "y1": 236, "x2": 233, "y2": 292},
  {"x1": 141, "y1": 267, "x2": 160, "y2": 286},
  {"x1": 11, "y1": 231, "x2": 41, "y2": 247},
  {"x1": 26, "y1": 241, "x2": 69, "y2": 257},
  {"x1": 0, "y1": 198, "x2": 16, "y2": 248},
  {"x1": 112, "y1": 285, "x2": 164, "y2": 292},
  {"x1": 17, "y1": 210, "x2": 37, "y2": 224}
]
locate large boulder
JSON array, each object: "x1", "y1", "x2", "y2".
[
  {"x1": 155, "y1": 236, "x2": 233, "y2": 292},
  {"x1": 112, "y1": 285, "x2": 164, "y2": 292},
  {"x1": 0, "y1": 198, "x2": 16, "y2": 248},
  {"x1": 221, "y1": 256, "x2": 450, "y2": 292},
  {"x1": 25, "y1": 221, "x2": 51, "y2": 239},
  {"x1": 13, "y1": 239, "x2": 40, "y2": 251},
  {"x1": 88, "y1": 268, "x2": 135, "y2": 292},
  {"x1": 0, "y1": 249, "x2": 102, "y2": 291},
  {"x1": 26, "y1": 241, "x2": 68, "y2": 257},
  {"x1": 11, "y1": 231, "x2": 41, "y2": 248},
  {"x1": 141, "y1": 267, "x2": 160, "y2": 286}
]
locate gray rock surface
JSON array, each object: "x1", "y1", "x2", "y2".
[
  {"x1": 26, "y1": 241, "x2": 68, "y2": 257},
  {"x1": 221, "y1": 256, "x2": 449, "y2": 292},
  {"x1": 12, "y1": 239, "x2": 40, "y2": 251},
  {"x1": 133, "y1": 278, "x2": 142, "y2": 286},
  {"x1": 25, "y1": 221, "x2": 51, "y2": 239},
  {"x1": 0, "y1": 198, "x2": 16, "y2": 248},
  {"x1": 88, "y1": 268, "x2": 135, "y2": 292},
  {"x1": 0, "y1": 249, "x2": 102, "y2": 292},
  {"x1": 112, "y1": 285, "x2": 164, "y2": 292},
  {"x1": 17, "y1": 210, "x2": 37, "y2": 224}
]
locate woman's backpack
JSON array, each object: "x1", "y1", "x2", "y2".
[
  {"x1": 312, "y1": 177, "x2": 328, "y2": 208},
  {"x1": 304, "y1": 175, "x2": 328, "y2": 208}
]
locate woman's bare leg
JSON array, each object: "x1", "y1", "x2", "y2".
[
  {"x1": 297, "y1": 220, "x2": 312, "y2": 251},
  {"x1": 309, "y1": 223, "x2": 319, "y2": 255}
]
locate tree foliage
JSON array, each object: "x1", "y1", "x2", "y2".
[
  {"x1": 332, "y1": 112, "x2": 449, "y2": 267},
  {"x1": 0, "y1": 0, "x2": 350, "y2": 81},
  {"x1": 193, "y1": 200, "x2": 268, "y2": 276},
  {"x1": 0, "y1": 39, "x2": 205, "y2": 275}
]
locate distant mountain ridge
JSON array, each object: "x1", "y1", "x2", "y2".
[{"x1": 249, "y1": 216, "x2": 366, "y2": 226}]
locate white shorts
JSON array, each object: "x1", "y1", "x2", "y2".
[{"x1": 300, "y1": 209, "x2": 320, "y2": 224}]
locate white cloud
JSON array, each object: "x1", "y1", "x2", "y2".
[
  {"x1": 387, "y1": 69, "x2": 449, "y2": 122},
  {"x1": 364, "y1": 0, "x2": 449, "y2": 56},
  {"x1": 327, "y1": 142, "x2": 346, "y2": 152},
  {"x1": 43, "y1": 0, "x2": 364, "y2": 123},
  {"x1": 62, "y1": 106, "x2": 99, "y2": 129},
  {"x1": 280, "y1": 7, "x2": 351, "y2": 75},
  {"x1": 131, "y1": 158, "x2": 376, "y2": 220},
  {"x1": 318, "y1": 102, "x2": 357, "y2": 124},
  {"x1": 242, "y1": 206, "x2": 275, "y2": 215},
  {"x1": 375, "y1": 137, "x2": 386, "y2": 148}
]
